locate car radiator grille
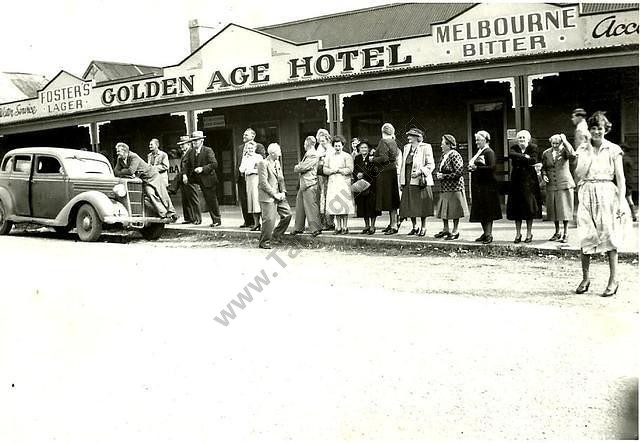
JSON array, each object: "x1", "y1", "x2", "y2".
[{"x1": 127, "y1": 181, "x2": 145, "y2": 218}]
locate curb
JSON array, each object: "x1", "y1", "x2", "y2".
[{"x1": 164, "y1": 226, "x2": 639, "y2": 262}]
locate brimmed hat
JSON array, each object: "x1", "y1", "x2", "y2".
[
  {"x1": 406, "y1": 128, "x2": 424, "y2": 137},
  {"x1": 443, "y1": 134, "x2": 457, "y2": 147},
  {"x1": 177, "y1": 135, "x2": 191, "y2": 145},
  {"x1": 572, "y1": 108, "x2": 587, "y2": 117},
  {"x1": 191, "y1": 130, "x2": 206, "y2": 140}
]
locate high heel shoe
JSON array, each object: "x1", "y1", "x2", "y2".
[
  {"x1": 514, "y1": 234, "x2": 522, "y2": 244},
  {"x1": 475, "y1": 234, "x2": 486, "y2": 242},
  {"x1": 418, "y1": 228, "x2": 426, "y2": 237},
  {"x1": 601, "y1": 282, "x2": 619, "y2": 297},
  {"x1": 434, "y1": 230, "x2": 447, "y2": 238},
  {"x1": 367, "y1": 227, "x2": 376, "y2": 235},
  {"x1": 524, "y1": 235, "x2": 533, "y2": 243},
  {"x1": 560, "y1": 234, "x2": 568, "y2": 243},
  {"x1": 482, "y1": 234, "x2": 493, "y2": 244},
  {"x1": 575, "y1": 280, "x2": 591, "y2": 294},
  {"x1": 549, "y1": 233, "x2": 561, "y2": 241},
  {"x1": 445, "y1": 232, "x2": 460, "y2": 240},
  {"x1": 384, "y1": 228, "x2": 398, "y2": 235},
  {"x1": 407, "y1": 228, "x2": 418, "y2": 236}
]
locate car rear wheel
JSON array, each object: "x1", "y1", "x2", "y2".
[
  {"x1": 140, "y1": 223, "x2": 165, "y2": 241},
  {"x1": 76, "y1": 204, "x2": 102, "y2": 242},
  {"x1": 0, "y1": 200, "x2": 13, "y2": 235}
]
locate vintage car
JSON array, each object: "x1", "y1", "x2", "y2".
[{"x1": 0, "y1": 147, "x2": 168, "y2": 241}]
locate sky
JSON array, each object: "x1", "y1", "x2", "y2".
[{"x1": 0, "y1": 0, "x2": 405, "y2": 79}]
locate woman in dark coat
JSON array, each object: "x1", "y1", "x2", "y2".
[
  {"x1": 371, "y1": 123, "x2": 401, "y2": 234},
  {"x1": 507, "y1": 129, "x2": 542, "y2": 243},
  {"x1": 353, "y1": 141, "x2": 381, "y2": 234},
  {"x1": 468, "y1": 130, "x2": 502, "y2": 244}
]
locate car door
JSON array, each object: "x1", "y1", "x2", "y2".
[
  {"x1": 31, "y1": 155, "x2": 69, "y2": 219},
  {"x1": 8, "y1": 154, "x2": 33, "y2": 216}
]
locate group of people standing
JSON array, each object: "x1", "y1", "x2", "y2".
[{"x1": 113, "y1": 108, "x2": 633, "y2": 296}]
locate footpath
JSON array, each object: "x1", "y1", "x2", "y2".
[{"x1": 166, "y1": 205, "x2": 639, "y2": 261}]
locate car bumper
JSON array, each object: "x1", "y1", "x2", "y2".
[{"x1": 103, "y1": 215, "x2": 167, "y2": 226}]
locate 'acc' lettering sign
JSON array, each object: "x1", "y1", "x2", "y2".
[{"x1": 592, "y1": 15, "x2": 639, "y2": 38}]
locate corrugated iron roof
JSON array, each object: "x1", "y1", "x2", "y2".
[
  {"x1": 581, "y1": 3, "x2": 639, "y2": 14},
  {"x1": 0, "y1": 72, "x2": 49, "y2": 102},
  {"x1": 258, "y1": 3, "x2": 476, "y2": 48},
  {"x1": 82, "y1": 60, "x2": 162, "y2": 82}
]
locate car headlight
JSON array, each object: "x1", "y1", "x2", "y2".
[{"x1": 113, "y1": 184, "x2": 127, "y2": 198}]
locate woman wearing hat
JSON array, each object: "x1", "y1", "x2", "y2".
[
  {"x1": 371, "y1": 123, "x2": 401, "y2": 234},
  {"x1": 239, "y1": 140, "x2": 263, "y2": 231},
  {"x1": 435, "y1": 134, "x2": 468, "y2": 240},
  {"x1": 353, "y1": 140, "x2": 381, "y2": 234},
  {"x1": 398, "y1": 128, "x2": 435, "y2": 236},
  {"x1": 468, "y1": 130, "x2": 502, "y2": 244}
]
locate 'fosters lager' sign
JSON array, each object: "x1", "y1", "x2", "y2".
[{"x1": 1, "y1": 3, "x2": 637, "y2": 125}]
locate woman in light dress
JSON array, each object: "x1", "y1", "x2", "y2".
[
  {"x1": 324, "y1": 135, "x2": 355, "y2": 234},
  {"x1": 316, "y1": 128, "x2": 335, "y2": 230},
  {"x1": 238, "y1": 141, "x2": 263, "y2": 230},
  {"x1": 574, "y1": 111, "x2": 630, "y2": 297}
]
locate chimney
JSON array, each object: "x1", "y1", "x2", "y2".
[{"x1": 189, "y1": 19, "x2": 201, "y2": 53}]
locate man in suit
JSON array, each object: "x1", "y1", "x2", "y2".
[
  {"x1": 114, "y1": 142, "x2": 177, "y2": 221},
  {"x1": 292, "y1": 135, "x2": 322, "y2": 236},
  {"x1": 257, "y1": 143, "x2": 291, "y2": 249},
  {"x1": 236, "y1": 128, "x2": 266, "y2": 228},
  {"x1": 183, "y1": 130, "x2": 222, "y2": 227},
  {"x1": 147, "y1": 138, "x2": 170, "y2": 189},
  {"x1": 177, "y1": 135, "x2": 202, "y2": 224}
]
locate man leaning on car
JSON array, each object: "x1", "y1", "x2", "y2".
[{"x1": 114, "y1": 142, "x2": 177, "y2": 221}]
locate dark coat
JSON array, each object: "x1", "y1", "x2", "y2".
[
  {"x1": 507, "y1": 143, "x2": 542, "y2": 220},
  {"x1": 469, "y1": 147, "x2": 502, "y2": 222},
  {"x1": 185, "y1": 145, "x2": 218, "y2": 188}
]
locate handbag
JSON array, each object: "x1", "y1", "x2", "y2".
[
  {"x1": 351, "y1": 178, "x2": 371, "y2": 194},
  {"x1": 418, "y1": 173, "x2": 428, "y2": 189}
]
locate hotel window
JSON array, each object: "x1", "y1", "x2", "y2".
[
  {"x1": 350, "y1": 114, "x2": 383, "y2": 146},
  {"x1": 250, "y1": 123, "x2": 280, "y2": 148}
]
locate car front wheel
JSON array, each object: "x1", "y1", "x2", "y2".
[
  {"x1": 0, "y1": 200, "x2": 13, "y2": 235},
  {"x1": 76, "y1": 204, "x2": 102, "y2": 242},
  {"x1": 140, "y1": 223, "x2": 165, "y2": 241}
]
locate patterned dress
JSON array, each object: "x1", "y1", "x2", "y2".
[
  {"x1": 575, "y1": 139, "x2": 631, "y2": 254},
  {"x1": 435, "y1": 149, "x2": 468, "y2": 219}
]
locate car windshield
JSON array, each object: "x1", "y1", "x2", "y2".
[{"x1": 63, "y1": 156, "x2": 112, "y2": 175}]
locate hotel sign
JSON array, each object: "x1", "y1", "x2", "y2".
[{"x1": 1, "y1": 3, "x2": 637, "y2": 126}]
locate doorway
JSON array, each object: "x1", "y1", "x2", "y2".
[{"x1": 205, "y1": 129, "x2": 235, "y2": 205}]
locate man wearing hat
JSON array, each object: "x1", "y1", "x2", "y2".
[
  {"x1": 177, "y1": 135, "x2": 202, "y2": 224},
  {"x1": 183, "y1": 130, "x2": 222, "y2": 227},
  {"x1": 236, "y1": 128, "x2": 266, "y2": 228},
  {"x1": 571, "y1": 108, "x2": 589, "y2": 147}
]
